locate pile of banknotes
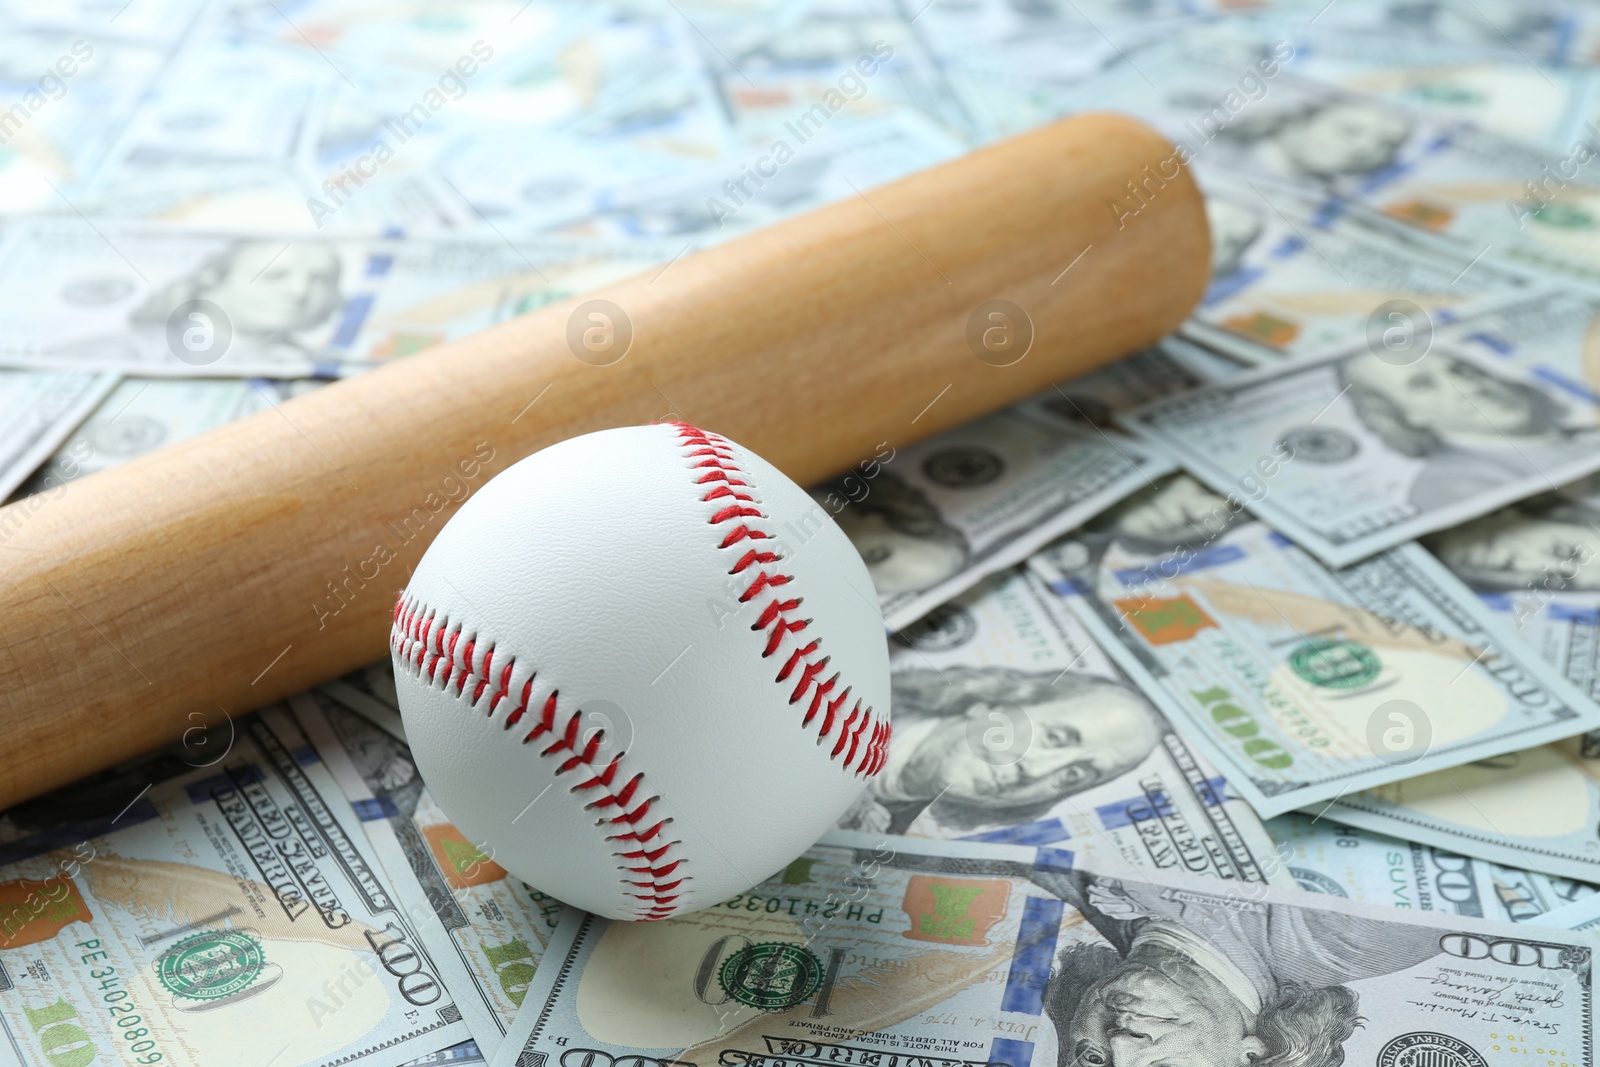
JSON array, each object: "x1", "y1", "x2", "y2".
[{"x1": 11, "y1": 0, "x2": 1600, "y2": 1064}]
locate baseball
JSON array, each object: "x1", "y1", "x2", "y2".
[{"x1": 389, "y1": 422, "x2": 892, "y2": 920}]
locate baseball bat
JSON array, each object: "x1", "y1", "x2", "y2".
[{"x1": 0, "y1": 111, "x2": 1208, "y2": 808}]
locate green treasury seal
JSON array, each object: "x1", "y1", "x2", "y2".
[
  {"x1": 1288, "y1": 637, "x2": 1380, "y2": 690},
  {"x1": 156, "y1": 929, "x2": 266, "y2": 1001},
  {"x1": 717, "y1": 941, "x2": 824, "y2": 1011}
]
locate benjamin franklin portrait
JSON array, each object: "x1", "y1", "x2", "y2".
[
  {"x1": 1337, "y1": 351, "x2": 1590, "y2": 513},
  {"x1": 826, "y1": 469, "x2": 970, "y2": 596},
  {"x1": 1038, "y1": 868, "x2": 1452, "y2": 1067},
  {"x1": 52, "y1": 240, "x2": 345, "y2": 367},
  {"x1": 838, "y1": 665, "x2": 1167, "y2": 834},
  {"x1": 131, "y1": 241, "x2": 344, "y2": 344},
  {"x1": 1039, "y1": 473, "x2": 1252, "y2": 592},
  {"x1": 1220, "y1": 98, "x2": 1413, "y2": 188},
  {"x1": 1426, "y1": 481, "x2": 1600, "y2": 594}
]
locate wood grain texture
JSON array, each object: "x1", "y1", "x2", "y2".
[{"x1": 0, "y1": 111, "x2": 1209, "y2": 807}]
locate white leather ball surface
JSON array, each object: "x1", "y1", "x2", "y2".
[{"x1": 390, "y1": 423, "x2": 891, "y2": 920}]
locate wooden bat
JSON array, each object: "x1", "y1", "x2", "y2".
[{"x1": 0, "y1": 111, "x2": 1208, "y2": 808}]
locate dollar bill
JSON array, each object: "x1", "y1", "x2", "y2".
[
  {"x1": 1121, "y1": 340, "x2": 1600, "y2": 567},
  {"x1": 427, "y1": 130, "x2": 704, "y2": 242},
  {"x1": 1313, "y1": 0, "x2": 1600, "y2": 65},
  {"x1": 1442, "y1": 286, "x2": 1600, "y2": 404},
  {"x1": 821, "y1": 344, "x2": 1226, "y2": 631},
  {"x1": 1537, "y1": 889, "x2": 1600, "y2": 936},
  {"x1": 1313, "y1": 733, "x2": 1600, "y2": 885},
  {"x1": 917, "y1": 0, "x2": 1190, "y2": 138},
  {"x1": 83, "y1": 154, "x2": 476, "y2": 231},
  {"x1": 0, "y1": 27, "x2": 173, "y2": 216},
  {"x1": 105, "y1": 33, "x2": 321, "y2": 174},
  {"x1": 1268, "y1": 811, "x2": 1597, "y2": 924},
  {"x1": 1186, "y1": 173, "x2": 1529, "y2": 365},
  {"x1": 1037, "y1": 45, "x2": 1426, "y2": 205},
  {"x1": 0, "y1": 705, "x2": 472, "y2": 1067},
  {"x1": 9, "y1": 377, "x2": 324, "y2": 501},
  {"x1": 1028, "y1": 471, "x2": 1600, "y2": 816},
  {"x1": 291, "y1": 692, "x2": 562, "y2": 1060},
  {"x1": 1280, "y1": 28, "x2": 1597, "y2": 151},
  {"x1": 1057, "y1": 39, "x2": 1600, "y2": 287},
  {"x1": 701, "y1": 1, "x2": 987, "y2": 148},
  {"x1": 75, "y1": 30, "x2": 381, "y2": 228},
  {"x1": 77, "y1": 6, "x2": 480, "y2": 229},
  {"x1": 0, "y1": 220, "x2": 674, "y2": 376},
  {"x1": 318, "y1": 662, "x2": 408, "y2": 743},
  {"x1": 490, "y1": 830, "x2": 1595, "y2": 1067},
  {"x1": 309, "y1": 5, "x2": 739, "y2": 236},
  {"x1": 506, "y1": 111, "x2": 965, "y2": 243},
  {"x1": 1283, "y1": 474, "x2": 1600, "y2": 882},
  {"x1": 836, "y1": 565, "x2": 1288, "y2": 885},
  {"x1": 0, "y1": 369, "x2": 116, "y2": 501},
  {"x1": 1426, "y1": 470, "x2": 1600, "y2": 698},
  {"x1": 1328, "y1": 104, "x2": 1600, "y2": 289}
]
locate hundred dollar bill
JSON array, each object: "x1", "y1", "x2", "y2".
[
  {"x1": 836, "y1": 565, "x2": 1286, "y2": 885},
  {"x1": 1291, "y1": 476, "x2": 1600, "y2": 881},
  {"x1": 1121, "y1": 341, "x2": 1600, "y2": 567},
  {"x1": 819, "y1": 343, "x2": 1225, "y2": 631},
  {"x1": 318, "y1": 661, "x2": 408, "y2": 742},
  {"x1": 1061, "y1": 41, "x2": 1600, "y2": 287},
  {"x1": 0, "y1": 28, "x2": 172, "y2": 217},
  {"x1": 427, "y1": 129, "x2": 697, "y2": 243},
  {"x1": 917, "y1": 0, "x2": 1190, "y2": 139},
  {"x1": 84, "y1": 154, "x2": 475, "y2": 231},
  {"x1": 0, "y1": 369, "x2": 116, "y2": 502},
  {"x1": 106, "y1": 33, "x2": 510, "y2": 233},
  {"x1": 703, "y1": 3, "x2": 985, "y2": 148},
  {"x1": 1426, "y1": 470, "x2": 1600, "y2": 698},
  {"x1": 1329, "y1": 456, "x2": 1600, "y2": 905},
  {"x1": 0, "y1": 705, "x2": 472, "y2": 1067},
  {"x1": 291, "y1": 691, "x2": 562, "y2": 1060},
  {"x1": 490, "y1": 830, "x2": 1595, "y2": 1067},
  {"x1": 1039, "y1": 45, "x2": 1411, "y2": 205},
  {"x1": 104, "y1": 33, "x2": 320, "y2": 175},
  {"x1": 1280, "y1": 29, "x2": 1597, "y2": 152},
  {"x1": 1028, "y1": 472, "x2": 1600, "y2": 815},
  {"x1": 1246, "y1": 85, "x2": 1600, "y2": 290},
  {"x1": 1313, "y1": 733, "x2": 1600, "y2": 885},
  {"x1": 1314, "y1": 1, "x2": 1600, "y2": 65},
  {"x1": 320, "y1": 8, "x2": 734, "y2": 232},
  {"x1": 0, "y1": 219, "x2": 674, "y2": 376},
  {"x1": 11, "y1": 377, "x2": 324, "y2": 501},
  {"x1": 1442, "y1": 287, "x2": 1600, "y2": 403},
  {"x1": 1268, "y1": 812, "x2": 1597, "y2": 924},
  {"x1": 1186, "y1": 173, "x2": 1528, "y2": 365},
  {"x1": 1537, "y1": 889, "x2": 1600, "y2": 937},
  {"x1": 1339, "y1": 106, "x2": 1600, "y2": 289},
  {"x1": 514, "y1": 111, "x2": 963, "y2": 243}
]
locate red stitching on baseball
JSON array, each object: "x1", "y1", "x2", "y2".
[
  {"x1": 718, "y1": 525, "x2": 769, "y2": 548},
  {"x1": 391, "y1": 593, "x2": 688, "y2": 921},
  {"x1": 669, "y1": 422, "x2": 890, "y2": 777}
]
